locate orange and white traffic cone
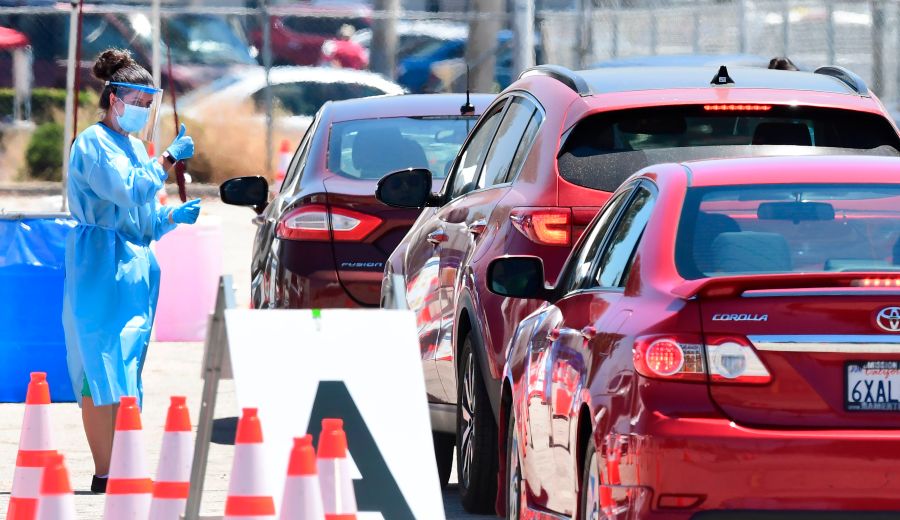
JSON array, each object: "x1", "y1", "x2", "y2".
[
  {"x1": 7, "y1": 372, "x2": 56, "y2": 520},
  {"x1": 224, "y1": 408, "x2": 275, "y2": 519},
  {"x1": 36, "y1": 453, "x2": 76, "y2": 520},
  {"x1": 317, "y1": 418, "x2": 357, "y2": 520},
  {"x1": 273, "y1": 139, "x2": 291, "y2": 193},
  {"x1": 279, "y1": 435, "x2": 324, "y2": 520},
  {"x1": 104, "y1": 396, "x2": 152, "y2": 520},
  {"x1": 149, "y1": 396, "x2": 193, "y2": 520}
]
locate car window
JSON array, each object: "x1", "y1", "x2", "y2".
[
  {"x1": 82, "y1": 15, "x2": 139, "y2": 60},
  {"x1": 504, "y1": 106, "x2": 543, "y2": 183},
  {"x1": 592, "y1": 186, "x2": 656, "y2": 289},
  {"x1": 447, "y1": 102, "x2": 505, "y2": 199},
  {"x1": 561, "y1": 188, "x2": 633, "y2": 294},
  {"x1": 280, "y1": 115, "x2": 319, "y2": 194},
  {"x1": 477, "y1": 97, "x2": 538, "y2": 189},
  {"x1": 254, "y1": 82, "x2": 387, "y2": 117}
]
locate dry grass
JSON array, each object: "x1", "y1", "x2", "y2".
[{"x1": 160, "y1": 101, "x2": 299, "y2": 185}]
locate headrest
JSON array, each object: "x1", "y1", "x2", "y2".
[
  {"x1": 712, "y1": 231, "x2": 792, "y2": 273},
  {"x1": 351, "y1": 127, "x2": 428, "y2": 179},
  {"x1": 751, "y1": 122, "x2": 812, "y2": 146}
]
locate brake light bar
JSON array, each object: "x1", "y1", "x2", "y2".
[
  {"x1": 276, "y1": 204, "x2": 382, "y2": 242},
  {"x1": 633, "y1": 334, "x2": 771, "y2": 384},
  {"x1": 854, "y1": 278, "x2": 900, "y2": 287},
  {"x1": 703, "y1": 104, "x2": 772, "y2": 112},
  {"x1": 510, "y1": 207, "x2": 572, "y2": 246}
]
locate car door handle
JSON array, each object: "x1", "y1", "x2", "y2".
[
  {"x1": 467, "y1": 219, "x2": 487, "y2": 235},
  {"x1": 426, "y1": 229, "x2": 448, "y2": 244}
]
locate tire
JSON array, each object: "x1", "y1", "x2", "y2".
[
  {"x1": 433, "y1": 431, "x2": 454, "y2": 489},
  {"x1": 579, "y1": 440, "x2": 602, "y2": 520},
  {"x1": 456, "y1": 332, "x2": 499, "y2": 513},
  {"x1": 506, "y1": 409, "x2": 522, "y2": 520}
]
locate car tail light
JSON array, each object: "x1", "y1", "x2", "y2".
[
  {"x1": 703, "y1": 104, "x2": 772, "y2": 111},
  {"x1": 510, "y1": 207, "x2": 572, "y2": 246},
  {"x1": 276, "y1": 204, "x2": 382, "y2": 242},
  {"x1": 705, "y1": 336, "x2": 771, "y2": 384},
  {"x1": 853, "y1": 278, "x2": 900, "y2": 287},
  {"x1": 633, "y1": 334, "x2": 770, "y2": 384},
  {"x1": 633, "y1": 336, "x2": 706, "y2": 382}
]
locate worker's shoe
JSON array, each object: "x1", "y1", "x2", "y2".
[{"x1": 91, "y1": 475, "x2": 107, "y2": 494}]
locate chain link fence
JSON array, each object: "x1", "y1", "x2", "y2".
[{"x1": 1, "y1": 0, "x2": 899, "y2": 187}]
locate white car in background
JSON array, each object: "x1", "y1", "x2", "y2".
[{"x1": 174, "y1": 66, "x2": 405, "y2": 138}]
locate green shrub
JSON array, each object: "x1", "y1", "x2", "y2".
[
  {"x1": 25, "y1": 122, "x2": 63, "y2": 181},
  {"x1": 0, "y1": 88, "x2": 97, "y2": 124}
]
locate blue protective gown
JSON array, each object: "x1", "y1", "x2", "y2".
[{"x1": 62, "y1": 122, "x2": 177, "y2": 407}]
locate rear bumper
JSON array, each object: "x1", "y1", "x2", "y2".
[{"x1": 607, "y1": 416, "x2": 900, "y2": 518}]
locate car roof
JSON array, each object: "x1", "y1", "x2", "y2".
[
  {"x1": 577, "y1": 66, "x2": 858, "y2": 95},
  {"x1": 323, "y1": 93, "x2": 495, "y2": 122},
  {"x1": 670, "y1": 155, "x2": 900, "y2": 187}
]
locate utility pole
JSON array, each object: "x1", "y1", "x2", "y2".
[
  {"x1": 512, "y1": 0, "x2": 535, "y2": 76},
  {"x1": 371, "y1": 0, "x2": 399, "y2": 79},
  {"x1": 870, "y1": 0, "x2": 884, "y2": 97},
  {"x1": 466, "y1": 0, "x2": 502, "y2": 92}
]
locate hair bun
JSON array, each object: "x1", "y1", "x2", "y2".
[{"x1": 92, "y1": 48, "x2": 134, "y2": 82}]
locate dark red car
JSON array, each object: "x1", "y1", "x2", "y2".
[
  {"x1": 492, "y1": 154, "x2": 900, "y2": 519},
  {"x1": 249, "y1": 7, "x2": 369, "y2": 67},
  {"x1": 220, "y1": 93, "x2": 491, "y2": 309},
  {"x1": 375, "y1": 65, "x2": 900, "y2": 512}
]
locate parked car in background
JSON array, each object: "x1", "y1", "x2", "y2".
[
  {"x1": 375, "y1": 64, "x2": 900, "y2": 512},
  {"x1": 496, "y1": 155, "x2": 900, "y2": 519},
  {"x1": 0, "y1": 10, "x2": 257, "y2": 92},
  {"x1": 175, "y1": 66, "x2": 403, "y2": 141},
  {"x1": 219, "y1": 93, "x2": 493, "y2": 319},
  {"x1": 248, "y1": 3, "x2": 370, "y2": 66}
]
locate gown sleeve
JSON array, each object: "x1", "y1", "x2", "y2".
[
  {"x1": 80, "y1": 134, "x2": 164, "y2": 209},
  {"x1": 152, "y1": 198, "x2": 178, "y2": 241}
]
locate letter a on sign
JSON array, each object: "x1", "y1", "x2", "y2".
[{"x1": 309, "y1": 381, "x2": 414, "y2": 519}]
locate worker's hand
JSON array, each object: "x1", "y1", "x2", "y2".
[
  {"x1": 166, "y1": 123, "x2": 194, "y2": 161},
  {"x1": 172, "y1": 198, "x2": 201, "y2": 225}
]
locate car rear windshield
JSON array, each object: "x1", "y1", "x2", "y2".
[
  {"x1": 559, "y1": 106, "x2": 900, "y2": 192},
  {"x1": 675, "y1": 184, "x2": 900, "y2": 280},
  {"x1": 327, "y1": 116, "x2": 477, "y2": 180}
]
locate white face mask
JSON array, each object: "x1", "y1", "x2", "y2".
[{"x1": 114, "y1": 101, "x2": 150, "y2": 133}]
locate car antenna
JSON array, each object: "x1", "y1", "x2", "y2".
[
  {"x1": 460, "y1": 65, "x2": 475, "y2": 115},
  {"x1": 710, "y1": 65, "x2": 735, "y2": 86}
]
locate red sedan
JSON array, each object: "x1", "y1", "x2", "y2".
[{"x1": 492, "y1": 155, "x2": 900, "y2": 519}]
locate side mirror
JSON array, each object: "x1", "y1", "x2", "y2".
[
  {"x1": 220, "y1": 176, "x2": 269, "y2": 214},
  {"x1": 376, "y1": 168, "x2": 434, "y2": 208},
  {"x1": 487, "y1": 256, "x2": 552, "y2": 300}
]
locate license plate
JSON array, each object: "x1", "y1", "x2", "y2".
[{"x1": 845, "y1": 361, "x2": 900, "y2": 411}]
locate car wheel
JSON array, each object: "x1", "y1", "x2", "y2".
[
  {"x1": 456, "y1": 332, "x2": 498, "y2": 513},
  {"x1": 579, "y1": 441, "x2": 602, "y2": 520},
  {"x1": 506, "y1": 409, "x2": 522, "y2": 520},
  {"x1": 433, "y1": 431, "x2": 454, "y2": 489}
]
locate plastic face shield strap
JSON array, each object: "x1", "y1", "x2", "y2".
[{"x1": 107, "y1": 81, "x2": 163, "y2": 142}]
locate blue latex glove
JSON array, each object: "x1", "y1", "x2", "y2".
[
  {"x1": 166, "y1": 123, "x2": 194, "y2": 161},
  {"x1": 172, "y1": 198, "x2": 201, "y2": 225}
]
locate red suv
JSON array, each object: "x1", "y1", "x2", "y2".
[
  {"x1": 375, "y1": 65, "x2": 900, "y2": 511},
  {"x1": 220, "y1": 93, "x2": 491, "y2": 309}
]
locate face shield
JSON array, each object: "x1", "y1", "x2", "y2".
[{"x1": 106, "y1": 81, "x2": 163, "y2": 142}]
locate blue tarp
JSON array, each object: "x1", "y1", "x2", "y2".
[{"x1": 0, "y1": 215, "x2": 76, "y2": 402}]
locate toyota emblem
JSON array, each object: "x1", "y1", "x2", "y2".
[{"x1": 876, "y1": 307, "x2": 900, "y2": 332}]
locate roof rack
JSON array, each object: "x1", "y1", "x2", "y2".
[
  {"x1": 813, "y1": 66, "x2": 869, "y2": 95},
  {"x1": 518, "y1": 65, "x2": 590, "y2": 96}
]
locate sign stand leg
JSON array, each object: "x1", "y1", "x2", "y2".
[{"x1": 185, "y1": 275, "x2": 234, "y2": 520}]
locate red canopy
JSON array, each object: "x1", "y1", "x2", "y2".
[{"x1": 0, "y1": 26, "x2": 29, "y2": 51}]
